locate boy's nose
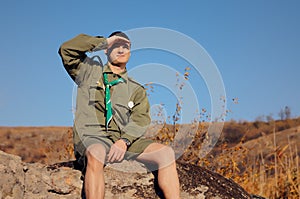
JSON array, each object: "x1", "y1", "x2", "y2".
[{"x1": 118, "y1": 46, "x2": 125, "y2": 53}]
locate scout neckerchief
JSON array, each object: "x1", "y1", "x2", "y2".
[{"x1": 103, "y1": 72, "x2": 125, "y2": 130}]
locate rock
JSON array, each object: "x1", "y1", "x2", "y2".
[
  {"x1": 0, "y1": 150, "x2": 252, "y2": 198},
  {"x1": 24, "y1": 162, "x2": 82, "y2": 199},
  {"x1": 177, "y1": 162, "x2": 251, "y2": 199},
  {"x1": 0, "y1": 150, "x2": 25, "y2": 199}
]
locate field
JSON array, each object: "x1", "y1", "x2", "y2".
[{"x1": 1, "y1": 117, "x2": 300, "y2": 198}]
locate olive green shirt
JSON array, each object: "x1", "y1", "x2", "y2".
[{"x1": 58, "y1": 34, "x2": 151, "y2": 145}]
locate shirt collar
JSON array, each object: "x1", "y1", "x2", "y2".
[{"x1": 103, "y1": 64, "x2": 128, "y2": 82}]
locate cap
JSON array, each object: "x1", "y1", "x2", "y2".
[{"x1": 108, "y1": 31, "x2": 130, "y2": 41}]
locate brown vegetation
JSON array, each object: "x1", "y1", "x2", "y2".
[
  {"x1": 0, "y1": 126, "x2": 74, "y2": 164},
  {"x1": 0, "y1": 117, "x2": 300, "y2": 198}
]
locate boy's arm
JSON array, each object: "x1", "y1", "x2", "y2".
[{"x1": 58, "y1": 34, "x2": 108, "y2": 84}]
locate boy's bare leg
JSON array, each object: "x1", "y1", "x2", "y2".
[
  {"x1": 137, "y1": 143, "x2": 180, "y2": 199},
  {"x1": 84, "y1": 144, "x2": 106, "y2": 199}
]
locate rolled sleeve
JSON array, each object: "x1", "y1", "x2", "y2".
[{"x1": 58, "y1": 34, "x2": 108, "y2": 84}]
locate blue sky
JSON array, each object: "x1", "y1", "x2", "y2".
[{"x1": 0, "y1": 0, "x2": 299, "y2": 126}]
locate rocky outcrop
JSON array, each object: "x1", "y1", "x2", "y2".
[{"x1": 0, "y1": 150, "x2": 252, "y2": 199}]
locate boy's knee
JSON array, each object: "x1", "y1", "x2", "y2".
[
  {"x1": 153, "y1": 145, "x2": 176, "y2": 167},
  {"x1": 161, "y1": 146, "x2": 176, "y2": 162},
  {"x1": 85, "y1": 144, "x2": 106, "y2": 167},
  {"x1": 165, "y1": 146, "x2": 175, "y2": 156}
]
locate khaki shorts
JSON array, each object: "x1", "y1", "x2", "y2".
[{"x1": 73, "y1": 127, "x2": 154, "y2": 168}]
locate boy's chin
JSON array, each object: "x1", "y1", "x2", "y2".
[
  {"x1": 111, "y1": 61, "x2": 127, "y2": 66},
  {"x1": 112, "y1": 59, "x2": 128, "y2": 65}
]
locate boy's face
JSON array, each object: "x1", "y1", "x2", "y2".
[{"x1": 107, "y1": 40, "x2": 131, "y2": 65}]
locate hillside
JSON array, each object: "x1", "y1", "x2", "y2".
[
  {"x1": 0, "y1": 126, "x2": 253, "y2": 199},
  {"x1": 0, "y1": 126, "x2": 73, "y2": 164},
  {"x1": 0, "y1": 118, "x2": 300, "y2": 198}
]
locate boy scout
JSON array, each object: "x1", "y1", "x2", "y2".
[{"x1": 59, "y1": 31, "x2": 180, "y2": 199}]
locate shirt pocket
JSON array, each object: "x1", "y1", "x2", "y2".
[
  {"x1": 88, "y1": 85, "x2": 106, "y2": 125},
  {"x1": 89, "y1": 85, "x2": 105, "y2": 105}
]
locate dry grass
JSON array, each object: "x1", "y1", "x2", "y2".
[
  {"x1": 152, "y1": 118, "x2": 300, "y2": 198},
  {"x1": 0, "y1": 126, "x2": 74, "y2": 164},
  {"x1": 1, "y1": 118, "x2": 300, "y2": 198},
  {"x1": 194, "y1": 122, "x2": 300, "y2": 199}
]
